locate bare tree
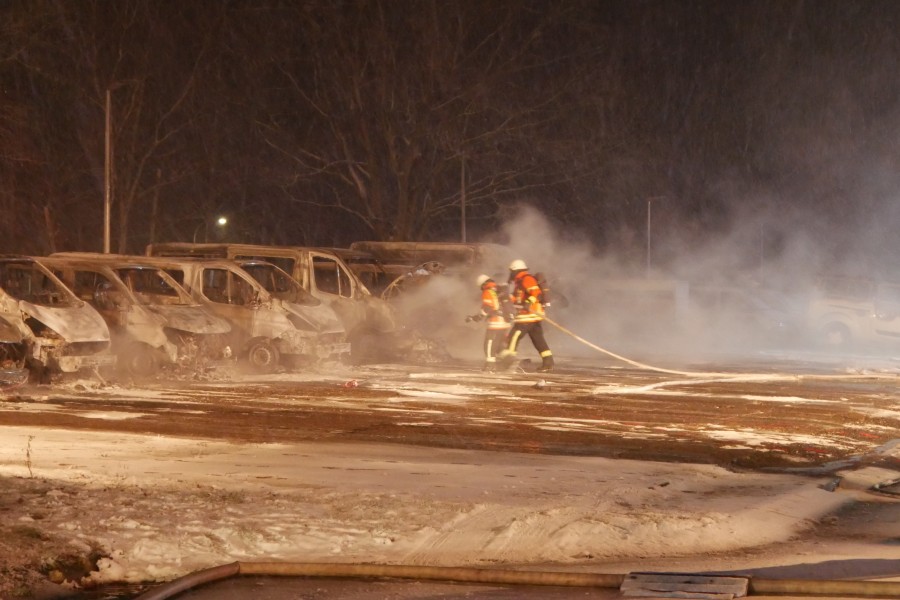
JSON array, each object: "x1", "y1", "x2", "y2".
[
  {"x1": 1, "y1": 0, "x2": 216, "y2": 253},
  {"x1": 248, "y1": 0, "x2": 604, "y2": 241}
]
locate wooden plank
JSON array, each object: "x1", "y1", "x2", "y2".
[
  {"x1": 621, "y1": 591, "x2": 735, "y2": 599},
  {"x1": 622, "y1": 581, "x2": 746, "y2": 592},
  {"x1": 624, "y1": 582, "x2": 741, "y2": 592},
  {"x1": 620, "y1": 572, "x2": 749, "y2": 599}
]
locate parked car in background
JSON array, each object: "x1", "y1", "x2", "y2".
[
  {"x1": 807, "y1": 275, "x2": 900, "y2": 352},
  {"x1": 145, "y1": 243, "x2": 404, "y2": 362},
  {"x1": 41, "y1": 254, "x2": 232, "y2": 378},
  {"x1": 132, "y1": 255, "x2": 349, "y2": 371},
  {"x1": 0, "y1": 256, "x2": 115, "y2": 381}
]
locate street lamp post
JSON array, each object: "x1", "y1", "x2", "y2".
[
  {"x1": 103, "y1": 81, "x2": 135, "y2": 253},
  {"x1": 103, "y1": 88, "x2": 112, "y2": 253},
  {"x1": 646, "y1": 196, "x2": 666, "y2": 277},
  {"x1": 460, "y1": 154, "x2": 467, "y2": 243}
]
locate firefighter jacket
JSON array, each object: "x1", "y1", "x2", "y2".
[
  {"x1": 509, "y1": 271, "x2": 545, "y2": 323},
  {"x1": 481, "y1": 281, "x2": 511, "y2": 330}
]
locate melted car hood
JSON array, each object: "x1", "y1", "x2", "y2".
[
  {"x1": 148, "y1": 304, "x2": 232, "y2": 334},
  {"x1": 283, "y1": 301, "x2": 345, "y2": 334},
  {"x1": 21, "y1": 301, "x2": 110, "y2": 343}
]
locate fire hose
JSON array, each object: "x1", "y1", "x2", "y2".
[
  {"x1": 543, "y1": 316, "x2": 900, "y2": 382},
  {"x1": 134, "y1": 561, "x2": 900, "y2": 599}
]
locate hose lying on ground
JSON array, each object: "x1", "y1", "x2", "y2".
[
  {"x1": 133, "y1": 561, "x2": 900, "y2": 599},
  {"x1": 133, "y1": 563, "x2": 624, "y2": 600},
  {"x1": 543, "y1": 316, "x2": 900, "y2": 382}
]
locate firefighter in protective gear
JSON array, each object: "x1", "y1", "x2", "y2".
[
  {"x1": 498, "y1": 259, "x2": 554, "y2": 372},
  {"x1": 466, "y1": 274, "x2": 511, "y2": 371}
]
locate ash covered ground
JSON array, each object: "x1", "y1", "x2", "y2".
[{"x1": 1, "y1": 350, "x2": 900, "y2": 599}]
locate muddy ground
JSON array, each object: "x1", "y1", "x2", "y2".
[
  {"x1": 3, "y1": 357, "x2": 899, "y2": 471},
  {"x1": 1, "y1": 353, "x2": 900, "y2": 599}
]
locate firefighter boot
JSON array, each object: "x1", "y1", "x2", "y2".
[
  {"x1": 496, "y1": 349, "x2": 515, "y2": 369},
  {"x1": 538, "y1": 354, "x2": 554, "y2": 372}
]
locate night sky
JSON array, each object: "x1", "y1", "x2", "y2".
[{"x1": 1, "y1": 0, "x2": 899, "y2": 281}]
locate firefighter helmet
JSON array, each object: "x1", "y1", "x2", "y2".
[
  {"x1": 476, "y1": 274, "x2": 491, "y2": 287},
  {"x1": 508, "y1": 259, "x2": 528, "y2": 271}
]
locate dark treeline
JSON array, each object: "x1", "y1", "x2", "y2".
[{"x1": 1, "y1": 0, "x2": 898, "y2": 275}]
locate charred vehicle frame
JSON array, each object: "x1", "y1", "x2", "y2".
[
  {"x1": 127, "y1": 255, "x2": 349, "y2": 372},
  {"x1": 0, "y1": 256, "x2": 115, "y2": 381},
  {"x1": 42, "y1": 254, "x2": 233, "y2": 378},
  {"x1": 145, "y1": 243, "x2": 403, "y2": 362}
]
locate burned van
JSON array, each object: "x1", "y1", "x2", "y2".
[
  {"x1": 145, "y1": 243, "x2": 404, "y2": 362},
  {"x1": 0, "y1": 256, "x2": 114, "y2": 379},
  {"x1": 41, "y1": 254, "x2": 232, "y2": 377},
  {"x1": 132, "y1": 256, "x2": 349, "y2": 371},
  {"x1": 0, "y1": 309, "x2": 26, "y2": 362},
  {"x1": 0, "y1": 298, "x2": 30, "y2": 383}
]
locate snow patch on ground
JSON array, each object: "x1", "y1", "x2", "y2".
[
  {"x1": 0, "y1": 425, "x2": 848, "y2": 586},
  {"x1": 853, "y1": 406, "x2": 900, "y2": 420},
  {"x1": 700, "y1": 427, "x2": 861, "y2": 450},
  {"x1": 738, "y1": 394, "x2": 838, "y2": 404}
]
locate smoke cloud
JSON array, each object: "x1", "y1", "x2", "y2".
[
  {"x1": 474, "y1": 202, "x2": 898, "y2": 367},
  {"x1": 390, "y1": 184, "x2": 900, "y2": 368}
]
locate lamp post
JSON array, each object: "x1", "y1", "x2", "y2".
[
  {"x1": 103, "y1": 88, "x2": 113, "y2": 253},
  {"x1": 460, "y1": 154, "x2": 467, "y2": 243},
  {"x1": 103, "y1": 81, "x2": 135, "y2": 253},
  {"x1": 646, "y1": 196, "x2": 666, "y2": 277}
]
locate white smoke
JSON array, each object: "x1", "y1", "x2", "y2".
[
  {"x1": 477, "y1": 204, "x2": 816, "y2": 365},
  {"x1": 387, "y1": 196, "x2": 900, "y2": 367}
]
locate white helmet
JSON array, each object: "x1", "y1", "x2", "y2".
[
  {"x1": 476, "y1": 274, "x2": 491, "y2": 287},
  {"x1": 508, "y1": 259, "x2": 528, "y2": 271}
]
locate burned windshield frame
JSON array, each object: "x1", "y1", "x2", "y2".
[
  {"x1": 240, "y1": 262, "x2": 320, "y2": 306},
  {"x1": 0, "y1": 260, "x2": 77, "y2": 307},
  {"x1": 116, "y1": 267, "x2": 193, "y2": 305}
]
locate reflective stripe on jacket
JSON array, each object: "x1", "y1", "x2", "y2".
[
  {"x1": 510, "y1": 271, "x2": 544, "y2": 323},
  {"x1": 481, "y1": 281, "x2": 510, "y2": 330}
]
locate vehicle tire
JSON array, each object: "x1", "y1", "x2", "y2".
[
  {"x1": 819, "y1": 322, "x2": 852, "y2": 352},
  {"x1": 246, "y1": 338, "x2": 280, "y2": 373},
  {"x1": 120, "y1": 342, "x2": 159, "y2": 378}
]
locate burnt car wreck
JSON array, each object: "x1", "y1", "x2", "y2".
[
  {"x1": 130, "y1": 255, "x2": 350, "y2": 372},
  {"x1": 145, "y1": 243, "x2": 406, "y2": 363},
  {"x1": 42, "y1": 254, "x2": 233, "y2": 378},
  {"x1": 0, "y1": 256, "x2": 115, "y2": 382}
]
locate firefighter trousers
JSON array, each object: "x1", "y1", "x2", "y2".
[
  {"x1": 504, "y1": 321, "x2": 552, "y2": 360},
  {"x1": 483, "y1": 328, "x2": 508, "y2": 363}
]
